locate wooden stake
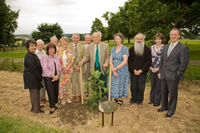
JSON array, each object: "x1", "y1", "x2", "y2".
[
  {"x1": 108, "y1": 65, "x2": 111, "y2": 101},
  {"x1": 80, "y1": 66, "x2": 84, "y2": 104}
]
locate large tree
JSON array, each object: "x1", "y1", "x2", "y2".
[
  {"x1": 103, "y1": 0, "x2": 200, "y2": 43},
  {"x1": 90, "y1": 18, "x2": 106, "y2": 40},
  {"x1": 0, "y1": 0, "x2": 19, "y2": 47},
  {"x1": 32, "y1": 23, "x2": 63, "y2": 44}
]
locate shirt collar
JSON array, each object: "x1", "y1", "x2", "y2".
[
  {"x1": 73, "y1": 43, "x2": 79, "y2": 46},
  {"x1": 171, "y1": 41, "x2": 179, "y2": 46}
]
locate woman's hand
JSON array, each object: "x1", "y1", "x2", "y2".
[
  {"x1": 113, "y1": 71, "x2": 118, "y2": 77},
  {"x1": 51, "y1": 75, "x2": 59, "y2": 82}
]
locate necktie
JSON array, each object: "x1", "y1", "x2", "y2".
[
  {"x1": 95, "y1": 45, "x2": 99, "y2": 68},
  {"x1": 167, "y1": 43, "x2": 174, "y2": 57}
]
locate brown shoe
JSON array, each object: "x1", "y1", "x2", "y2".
[
  {"x1": 78, "y1": 95, "x2": 81, "y2": 100},
  {"x1": 72, "y1": 96, "x2": 76, "y2": 100}
]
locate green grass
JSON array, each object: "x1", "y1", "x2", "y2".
[
  {"x1": 0, "y1": 59, "x2": 24, "y2": 72},
  {"x1": 183, "y1": 65, "x2": 200, "y2": 80},
  {"x1": 0, "y1": 39, "x2": 199, "y2": 60},
  {"x1": 0, "y1": 115, "x2": 68, "y2": 133},
  {"x1": 0, "y1": 49, "x2": 27, "y2": 58},
  {"x1": 106, "y1": 39, "x2": 200, "y2": 60}
]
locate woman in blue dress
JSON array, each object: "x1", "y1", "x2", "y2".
[{"x1": 109, "y1": 33, "x2": 129, "y2": 105}]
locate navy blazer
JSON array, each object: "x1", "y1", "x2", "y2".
[{"x1": 23, "y1": 52, "x2": 42, "y2": 89}]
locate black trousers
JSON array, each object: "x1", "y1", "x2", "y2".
[
  {"x1": 29, "y1": 89, "x2": 40, "y2": 113},
  {"x1": 130, "y1": 72, "x2": 147, "y2": 104},
  {"x1": 150, "y1": 71, "x2": 161, "y2": 105},
  {"x1": 160, "y1": 79, "x2": 179, "y2": 114},
  {"x1": 44, "y1": 77, "x2": 59, "y2": 108}
]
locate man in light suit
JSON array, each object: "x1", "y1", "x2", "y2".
[
  {"x1": 158, "y1": 28, "x2": 189, "y2": 117},
  {"x1": 84, "y1": 34, "x2": 92, "y2": 83},
  {"x1": 79, "y1": 31, "x2": 109, "y2": 87},
  {"x1": 68, "y1": 33, "x2": 86, "y2": 100}
]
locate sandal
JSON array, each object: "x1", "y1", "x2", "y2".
[
  {"x1": 118, "y1": 100, "x2": 123, "y2": 105},
  {"x1": 114, "y1": 98, "x2": 118, "y2": 103}
]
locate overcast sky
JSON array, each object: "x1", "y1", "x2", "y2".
[{"x1": 6, "y1": 0, "x2": 127, "y2": 34}]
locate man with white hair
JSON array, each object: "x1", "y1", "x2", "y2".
[
  {"x1": 128, "y1": 33, "x2": 151, "y2": 106},
  {"x1": 84, "y1": 34, "x2": 92, "y2": 82},
  {"x1": 79, "y1": 31, "x2": 109, "y2": 94},
  {"x1": 35, "y1": 39, "x2": 47, "y2": 104}
]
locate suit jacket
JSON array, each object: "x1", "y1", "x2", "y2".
[
  {"x1": 82, "y1": 42, "x2": 109, "y2": 74},
  {"x1": 68, "y1": 44, "x2": 86, "y2": 74},
  {"x1": 159, "y1": 42, "x2": 189, "y2": 81},
  {"x1": 23, "y1": 52, "x2": 42, "y2": 89}
]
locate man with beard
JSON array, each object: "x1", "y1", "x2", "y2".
[{"x1": 128, "y1": 33, "x2": 151, "y2": 106}]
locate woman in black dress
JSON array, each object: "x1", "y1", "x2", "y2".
[{"x1": 23, "y1": 40, "x2": 44, "y2": 113}]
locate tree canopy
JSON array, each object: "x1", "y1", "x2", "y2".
[
  {"x1": 90, "y1": 18, "x2": 106, "y2": 40},
  {"x1": 102, "y1": 0, "x2": 200, "y2": 43},
  {"x1": 32, "y1": 23, "x2": 63, "y2": 44},
  {"x1": 0, "y1": 0, "x2": 19, "y2": 46}
]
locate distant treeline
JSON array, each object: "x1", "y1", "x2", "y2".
[{"x1": 14, "y1": 33, "x2": 90, "y2": 41}]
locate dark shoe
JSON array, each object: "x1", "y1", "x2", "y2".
[
  {"x1": 165, "y1": 112, "x2": 174, "y2": 117},
  {"x1": 72, "y1": 96, "x2": 76, "y2": 100},
  {"x1": 128, "y1": 101, "x2": 136, "y2": 105},
  {"x1": 157, "y1": 108, "x2": 167, "y2": 112},
  {"x1": 148, "y1": 101, "x2": 153, "y2": 104},
  {"x1": 55, "y1": 106, "x2": 58, "y2": 110},
  {"x1": 153, "y1": 104, "x2": 160, "y2": 106},
  {"x1": 39, "y1": 110, "x2": 45, "y2": 113},
  {"x1": 49, "y1": 108, "x2": 56, "y2": 114}
]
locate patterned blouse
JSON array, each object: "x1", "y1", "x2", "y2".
[{"x1": 151, "y1": 44, "x2": 164, "y2": 68}]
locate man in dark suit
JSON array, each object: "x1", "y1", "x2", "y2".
[{"x1": 158, "y1": 28, "x2": 189, "y2": 117}]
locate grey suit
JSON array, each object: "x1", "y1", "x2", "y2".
[{"x1": 159, "y1": 41, "x2": 189, "y2": 114}]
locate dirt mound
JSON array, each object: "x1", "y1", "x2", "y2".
[{"x1": 58, "y1": 101, "x2": 94, "y2": 126}]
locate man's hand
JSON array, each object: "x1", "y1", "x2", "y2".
[
  {"x1": 158, "y1": 73, "x2": 161, "y2": 79},
  {"x1": 75, "y1": 66, "x2": 80, "y2": 72},
  {"x1": 79, "y1": 61, "x2": 83, "y2": 66},
  {"x1": 134, "y1": 69, "x2": 142, "y2": 75},
  {"x1": 103, "y1": 64, "x2": 108, "y2": 69}
]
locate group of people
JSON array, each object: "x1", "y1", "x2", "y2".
[{"x1": 23, "y1": 28, "x2": 189, "y2": 117}]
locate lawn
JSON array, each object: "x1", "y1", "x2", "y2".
[
  {"x1": 0, "y1": 39, "x2": 199, "y2": 60},
  {"x1": 0, "y1": 115, "x2": 67, "y2": 133}
]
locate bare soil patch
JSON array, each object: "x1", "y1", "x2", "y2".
[{"x1": 0, "y1": 71, "x2": 200, "y2": 133}]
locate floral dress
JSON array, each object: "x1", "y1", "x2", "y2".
[
  {"x1": 58, "y1": 47, "x2": 75, "y2": 99},
  {"x1": 108, "y1": 45, "x2": 129, "y2": 98}
]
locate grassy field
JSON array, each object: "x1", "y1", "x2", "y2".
[
  {"x1": 0, "y1": 115, "x2": 67, "y2": 133},
  {"x1": 0, "y1": 39, "x2": 199, "y2": 60}
]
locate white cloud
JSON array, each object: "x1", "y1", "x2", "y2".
[{"x1": 6, "y1": 0, "x2": 126, "y2": 34}]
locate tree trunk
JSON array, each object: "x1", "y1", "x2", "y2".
[{"x1": 128, "y1": 37, "x2": 131, "y2": 44}]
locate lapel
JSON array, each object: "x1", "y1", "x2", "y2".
[
  {"x1": 91, "y1": 44, "x2": 95, "y2": 62},
  {"x1": 165, "y1": 44, "x2": 170, "y2": 59},
  {"x1": 99, "y1": 42, "x2": 102, "y2": 61},
  {"x1": 77, "y1": 44, "x2": 80, "y2": 57},
  {"x1": 167, "y1": 42, "x2": 181, "y2": 59}
]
